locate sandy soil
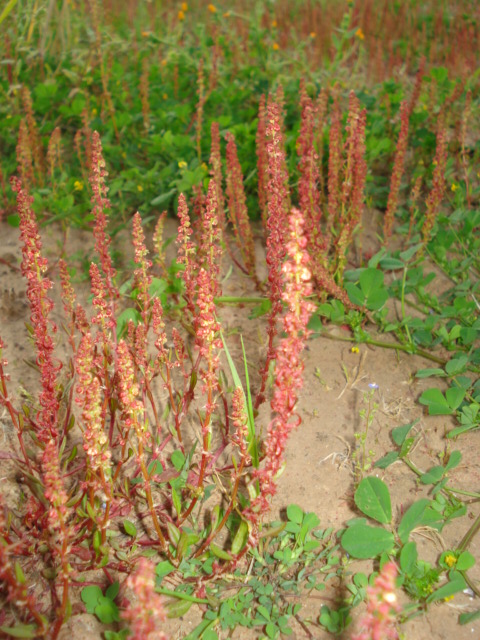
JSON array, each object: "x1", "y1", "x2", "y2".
[{"x1": 0, "y1": 217, "x2": 479, "y2": 640}]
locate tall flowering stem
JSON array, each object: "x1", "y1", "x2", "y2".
[
  {"x1": 193, "y1": 268, "x2": 222, "y2": 490},
  {"x1": 422, "y1": 122, "x2": 447, "y2": 245},
  {"x1": 89, "y1": 131, "x2": 118, "y2": 304},
  {"x1": 334, "y1": 93, "x2": 367, "y2": 282},
  {"x1": 41, "y1": 439, "x2": 72, "y2": 638},
  {"x1": 132, "y1": 212, "x2": 153, "y2": 326},
  {"x1": 209, "y1": 121, "x2": 226, "y2": 237},
  {"x1": 327, "y1": 93, "x2": 342, "y2": 237},
  {"x1": 383, "y1": 100, "x2": 410, "y2": 242},
  {"x1": 12, "y1": 177, "x2": 61, "y2": 444},
  {"x1": 255, "y1": 100, "x2": 289, "y2": 410},
  {"x1": 176, "y1": 193, "x2": 197, "y2": 313},
  {"x1": 247, "y1": 208, "x2": 316, "y2": 535},
  {"x1": 297, "y1": 92, "x2": 324, "y2": 261},
  {"x1": 225, "y1": 131, "x2": 259, "y2": 285},
  {"x1": 121, "y1": 558, "x2": 167, "y2": 640},
  {"x1": 352, "y1": 562, "x2": 401, "y2": 640},
  {"x1": 75, "y1": 332, "x2": 112, "y2": 544},
  {"x1": 116, "y1": 340, "x2": 168, "y2": 552},
  {"x1": 256, "y1": 94, "x2": 269, "y2": 229}
]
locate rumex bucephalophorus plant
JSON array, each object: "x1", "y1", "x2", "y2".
[{"x1": 0, "y1": 106, "x2": 317, "y2": 637}]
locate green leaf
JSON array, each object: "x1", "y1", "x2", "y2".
[
  {"x1": 116, "y1": 308, "x2": 142, "y2": 339},
  {"x1": 287, "y1": 504, "x2": 304, "y2": 525},
  {"x1": 81, "y1": 585, "x2": 103, "y2": 614},
  {"x1": 427, "y1": 572, "x2": 466, "y2": 603},
  {"x1": 231, "y1": 520, "x2": 249, "y2": 554},
  {"x1": 416, "y1": 368, "x2": 445, "y2": 378},
  {"x1": 398, "y1": 499, "x2": 430, "y2": 543},
  {"x1": 359, "y1": 268, "x2": 388, "y2": 310},
  {"x1": 445, "y1": 387, "x2": 465, "y2": 411},
  {"x1": 155, "y1": 560, "x2": 175, "y2": 581},
  {"x1": 341, "y1": 524, "x2": 394, "y2": 559},
  {"x1": 445, "y1": 355, "x2": 469, "y2": 376},
  {"x1": 221, "y1": 333, "x2": 258, "y2": 468},
  {"x1": 171, "y1": 486, "x2": 182, "y2": 517},
  {"x1": 0, "y1": 626, "x2": 38, "y2": 639},
  {"x1": 354, "y1": 477, "x2": 392, "y2": 524},
  {"x1": 105, "y1": 581, "x2": 120, "y2": 601},
  {"x1": 95, "y1": 596, "x2": 120, "y2": 624},
  {"x1": 151, "y1": 188, "x2": 176, "y2": 206},
  {"x1": 420, "y1": 466, "x2": 445, "y2": 485},
  {"x1": 256, "y1": 604, "x2": 271, "y2": 621},
  {"x1": 445, "y1": 450, "x2": 462, "y2": 471},
  {"x1": 210, "y1": 543, "x2": 233, "y2": 561},
  {"x1": 392, "y1": 420, "x2": 418, "y2": 446},
  {"x1": 374, "y1": 451, "x2": 399, "y2": 469},
  {"x1": 456, "y1": 551, "x2": 476, "y2": 571},
  {"x1": 166, "y1": 597, "x2": 193, "y2": 618},
  {"x1": 123, "y1": 520, "x2": 137, "y2": 537},
  {"x1": 418, "y1": 388, "x2": 451, "y2": 415},
  {"x1": 171, "y1": 450, "x2": 186, "y2": 471},
  {"x1": 400, "y1": 541, "x2": 418, "y2": 573},
  {"x1": 0, "y1": 0, "x2": 18, "y2": 26},
  {"x1": 459, "y1": 609, "x2": 480, "y2": 625}
]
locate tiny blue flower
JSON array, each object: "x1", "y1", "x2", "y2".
[{"x1": 368, "y1": 383, "x2": 379, "y2": 390}]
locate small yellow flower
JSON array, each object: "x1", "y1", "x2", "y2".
[
  {"x1": 178, "y1": 161, "x2": 187, "y2": 169},
  {"x1": 272, "y1": 19, "x2": 277, "y2": 27},
  {"x1": 181, "y1": 2, "x2": 188, "y2": 10},
  {"x1": 223, "y1": 11, "x2": 230, "y2": 17},
  {"x1": 451, "y1": 183, "x2": 459, "y2": 192},
  {"x1": 272, "y1": 42, "x2": 280, "y2": 50},
  {"x1": 310, "y1": 32, "x2": 316, "y2": 38},
  {"x1": 207, "y1": 4, "x2": 216, "y2": 13},
  {"x1": 351, "y1": 346, "x2": 359, "y2": 354},
  {"x1": 178, "y1": 10, "x2": 185, "y2": 20},
  {"x1": 444, "y1": 595, "x2": 455, "y2": 602},
  {"x1": 161, "y1": 59, "x2": 167, "y2": 66},
  {"x1": 92, "y1": 108, "x2": 97, "y2": 116},
  {"x1": 137, "y1": 185, "x2": 143, "y2": 192},
  {"x1": 444, "y1": 553, "x2": 457, "y2": 568},
  {"x1": 433, "y1": 159, "x2": 438, "y2": 166},
  {"x1": 163, "y1": 92, "x2": 168, "y2": 100},
  {"x1": 74, "y1": 180, "x2": 84, "y2": 191},
  {"x1": 355, "y1": 27, "x2": 365, "y2": 40},
  {"x1": 141, "y1": 31, "x2": 150, "y2": 37}
]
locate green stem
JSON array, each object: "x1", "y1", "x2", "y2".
[
  {"x1": 401, "y1": 267, "x2": 413, "y2": 345},
  {"x1": 214, "y1": 296, "x2": 267, "y2": 304},
  {"x1": 320, "y1": 330, "x2": 447, "y2": 365},
  {"x1": 155, "y1": 587, "x2": 209, "y2": 604},
  {"x1": 458, "y1": 513, "x2": 480, "y2": 553}
]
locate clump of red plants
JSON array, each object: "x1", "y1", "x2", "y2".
[
  {"x1": 0, "y1": 72, "x2": 448, "y2": 636},
  {"x1": 0, "y1": 91, "x2": 323, "y2": 638}
]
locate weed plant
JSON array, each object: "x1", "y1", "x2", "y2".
[{"x1": 1, "y1": 1, "x2": 480, "y2": 639}]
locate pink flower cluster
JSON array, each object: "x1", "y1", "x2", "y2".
[
  {"x1": 75, "y1": 332, "x2": 111, "y2": 472},
  {"x1": 11, "y1": 177, "x2": 60, "y2": 443},
  {"x1": 121, "y1": 558, "x2": 168, "y2": 640},
  {"x1": 247, "y1": 208, "x2": 315, "y2": 525},
  {"x1": 352, "y1": 562, "x2": 401, "y2": 640}
]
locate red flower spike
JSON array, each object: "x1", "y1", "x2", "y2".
[
  {"x1": 121, "y1": 558, "x2": 167, "y2": 640},
  {"x1": 384, "y1": 101, "x2": 410, "y2": 241},
  {"x1": 352, "y1": 562, "x2": 401, "y2": 640},
  {"x1": 12, "y1": 177, "x2": 61, "y2": 443}
]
